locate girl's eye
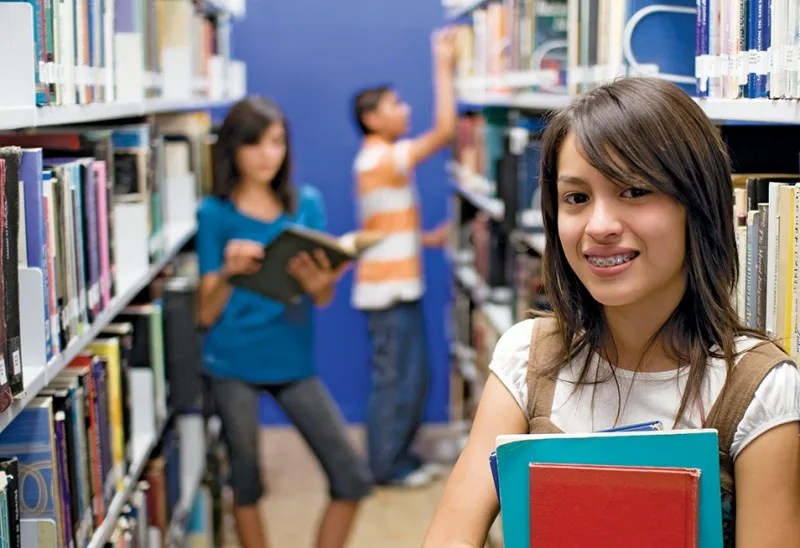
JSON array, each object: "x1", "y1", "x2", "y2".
[
  {"x1": 621, "y1": 186, "x2": 651, "y2": 199},
  {"x1": 562, "y1": 193, "x2": 589, "y2": 205}
]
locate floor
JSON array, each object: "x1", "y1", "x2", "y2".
[{"x1": 220, "y1": 425, "x2": 456, "y2": 548}]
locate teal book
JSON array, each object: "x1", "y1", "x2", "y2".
[{"x1": 495, "y1": 429, "x2": 722, "y2": 548}]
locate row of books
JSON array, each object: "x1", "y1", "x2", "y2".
[
  {"x1": 454, "y1": 110, "x2": 543, "y2": 219},
  {"x1": 0, "y1": 113, "x2": 210, "y2": 407},
  {"x1": 2, "y1": 0, "x2": 237, "y2": 106},
  {"x1": 0, "y1": 266, "x2": 205, "y2": 548},
  {"x1": 453, "y1": 0, "x2": 568, "y2": 90},
  {"x1": 451, "y1": 0, "x2": 800, "y2": 101},
  {"x1": 696, "y1": 0, "x2": 800, "y2": 100},
  {"x1": 451, "y1": 0, "x2": 696, "y2": 95},
  {"x1": 733, "y1": 172, "x2": 800, "y2": 358}
]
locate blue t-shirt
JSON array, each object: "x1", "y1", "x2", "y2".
[{"x1": 196, "y1": 185, "x2": 326, "y2": 384}]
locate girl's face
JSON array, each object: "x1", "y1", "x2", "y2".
[
  {"x1": 235, "y1": 122, "x2": 287, "y2": 185},
  {"x1": 556, "y1": 132, "x2": 687, "y2": 313}
]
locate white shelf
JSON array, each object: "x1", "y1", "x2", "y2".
[
  {"x1": 480, "y1": 302, "x2": 514, "y2": 336},
  {"x1": 454, "y1": 264, "x2": 490, "y2": 303},
  {"x1": 457, "y1": 71, "x2": 560, "y2": 93},
  {"x1": 458, "y1": 89, "x2": 800, "y2": 124},
  {"x1": 0, "y1": 107, "x2": 36, "y2": 131},
  {"x1": 444, "y1": 0, "x2": 490, "y2": 19},
  {"x1": 87, "y1": 432, "x2": 160, "y2": 548},
  {"x1": 204, "y1": 0, "x2": 246, "y2": 17},
  {"x1": 0, "y1": 98, "x2": 237, "y2": 131},
  {"x1": 516, "y1": 232, "x2": 546, "y2": 254},
  {"x1": 0, "y1": 222, "x2": 196, "y2": 436},
  {"x1": 459, "y1": 91, "x2": 571, "y2": 111},
  {"x1": 694, "y1": 98, "x2": 800, "y2": 124},
  {"x1": 447, "y1": 162, "x2": 504, "y2": 221},
  {"x1": 515, "y1": 209, "x2": 546, "y2": 253},
  {"x1": 165, "y1": 465, "x2": 205, "y2": 548}
]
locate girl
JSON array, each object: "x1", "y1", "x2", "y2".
[
  {"x1": 197, "y1": 97, "x2": 372, "y2": 548},
  {"x1": 425, "y1": 78, "x2": 800, "y2": 547}
]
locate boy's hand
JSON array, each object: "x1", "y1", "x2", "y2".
[
  {"x1": 422, "y1": 221, "x2": 452, "y2": 248},
  {"x1": 221, "y1": 239, "x2": 265, "y2": 278},
  {"x1": 432, "y1": 27, "x2": 458, "y2": 72}
]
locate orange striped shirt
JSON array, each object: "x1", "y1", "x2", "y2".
[{"x1": 352, "y1": 139, "x2": 424, "y2": 310}]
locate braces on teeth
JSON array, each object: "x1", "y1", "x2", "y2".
[{"x1": 589, "y1": 254, "x2": 636, "y2": 267}]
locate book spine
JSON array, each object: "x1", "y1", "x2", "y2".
[
  {"x1": 82, "y1": 163, "x2": 100, "y2": 320},
  {"x1": 54, "y1": 411, "x2": 75, "y2": 548},
  {"x1": 746, "y1": 210, "x2": 760, "y2": 328},
  {"x1": 753, "y1": 0, "x2": 770, "y2": 97},
  {"x1": 0, "y1": 459, "x2": 21, "y2": 548},
  {"x1": 20, "y1": 150, "x2": 53, "y2": 362},
  {"x1": 697, "y1": 0, "x2": 709, "y2": 96},
  {"x1": 0, "y1": 149, "x2": 24, "y2": 397},
  {"x1": 756, "y1": 203, "x2": 769, "y2": 331},
  {"x1": 0, "y1": 161, "x2": 12, "y2": 414}
]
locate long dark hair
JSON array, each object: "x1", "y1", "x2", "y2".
[
  {"x1": 212, "y1": 96, "x2": 296, "y2": 213},
  {"x1": 539, "y1": 77, "x2": 767, "y2": 424}
]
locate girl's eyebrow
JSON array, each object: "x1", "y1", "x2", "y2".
[{"x1": 557, "y1": 175, "x2": 588, "y2": 186}]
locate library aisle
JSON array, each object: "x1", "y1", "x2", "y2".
[
  {"x1": 220, "y1": 427, "x2": 449, "y2": 548},
  {"x1": 1, "y1": 0, "x2": 799, "y2": 546}
]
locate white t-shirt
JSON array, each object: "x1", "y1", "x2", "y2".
[{"x1": 490, "y1": 319, "x2": 800, "y2": 460}]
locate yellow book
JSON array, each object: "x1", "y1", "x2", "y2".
[
  {"x1": 90, "y1": 338, "x2": 127, "y2": 492},
  {"x1": 793, "y1": 187, "x2": 800, "y2": 358},
  {"x1": 777, "y1": 185, "x2": 795, "y2": 352}
]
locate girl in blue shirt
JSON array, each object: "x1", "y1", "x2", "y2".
[{"x1": 197, "y1": 97, "x2": 372, "y2": 548}]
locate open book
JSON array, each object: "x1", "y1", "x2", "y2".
[{"x1": 227, "y1": 226, "x2": 384, "y2": 304}]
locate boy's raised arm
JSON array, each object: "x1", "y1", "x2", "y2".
[{"x1": 408, "y1": 27, "x2": 458, "y2": 168}]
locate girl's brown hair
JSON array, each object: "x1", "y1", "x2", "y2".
[
  {"x1": 212, "y1": 96, "x2": 296, "y2": 213},
  {"x1": 539, "y1": 77, "x2": 766, "y2": 423}
]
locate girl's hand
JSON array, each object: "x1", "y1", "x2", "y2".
[
  {"x1": 221, "y1": 239, "x2": 265, "y2": 278},
  {"x1": 287, "y1": 249, "x2": 350, "y2": 306}
]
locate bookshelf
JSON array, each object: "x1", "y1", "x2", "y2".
[
  {"x1": 445, "y1": 2, "x2": 800, "y2": 456},
  {"x1": 448, "y1": 162, "x2": 505, "y2": 221},
  {"x1": 165, "y1": 461, "x2": 206, "y2": 548},
  {"x1": 0, "y1": 0, "x2": 246, "y2": 544},
  {"x1": 444, "y1": 0, "x2": 491, "y2": 20},
  {"x1": 86, "y1": 420, "x2": 168, "y2": 548},
  {"x1": 0, "y1": 222, "x2": 195, "y2": 437},
  {"x1": 456, "y1": 88, "x2": 800, "y2": 125},
  {"x1": 0, "y1": 98, "x2": 235, "y2": 132}
]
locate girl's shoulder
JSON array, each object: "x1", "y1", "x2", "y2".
[
  {"x1": 487, "y1": 318, "x2": 553, "y2": 415},
  {"x1": 197, "y1": 195, "x2": 231, "y2": 219},
  {"x1": 296, "y1": 184, "x2": 323, "y2": 210}
]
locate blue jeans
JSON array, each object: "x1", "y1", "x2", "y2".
[{"x1": 366, "y1": 300, "x2": 430, "y2": 484}]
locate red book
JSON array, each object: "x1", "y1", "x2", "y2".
[{"x1": 529, "y1": 463, "x2": 700, "y2": 548}]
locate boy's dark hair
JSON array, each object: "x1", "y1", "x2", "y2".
[
  {"x1": 212, "y1": 96, "x2": 296, "y2": 213},
  {"x1": 353, "y1": 85, "x2": 392, "y2": 135}
]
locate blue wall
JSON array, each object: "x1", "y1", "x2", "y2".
[{"x1": 231, "y1": 0, "x2": 452, "y2": 424}]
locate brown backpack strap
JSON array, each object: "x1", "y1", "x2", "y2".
[
  {"x1": 704, "y1": 341, "x2": 796, "y2": 491},
  {"x1": 526, "y1": 317, "x2": 563, "y2": 429}
]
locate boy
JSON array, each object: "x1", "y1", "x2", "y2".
[{"x1": 351, "y1": 28, "x2": 457, "y2": 487}]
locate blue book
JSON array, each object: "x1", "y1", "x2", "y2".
[
  {"x1": 19, "y1": 149, "x2": 52, "y2": 362},
  {"x1": 0, "y1": 398, "x2": 61, "y2": 534},
  {"x1": 488, "y1": 420, "x2": 663, "y2": 499},
  {"x1": 495, "y1": 428, "x2": 722, "y2": 548}
]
